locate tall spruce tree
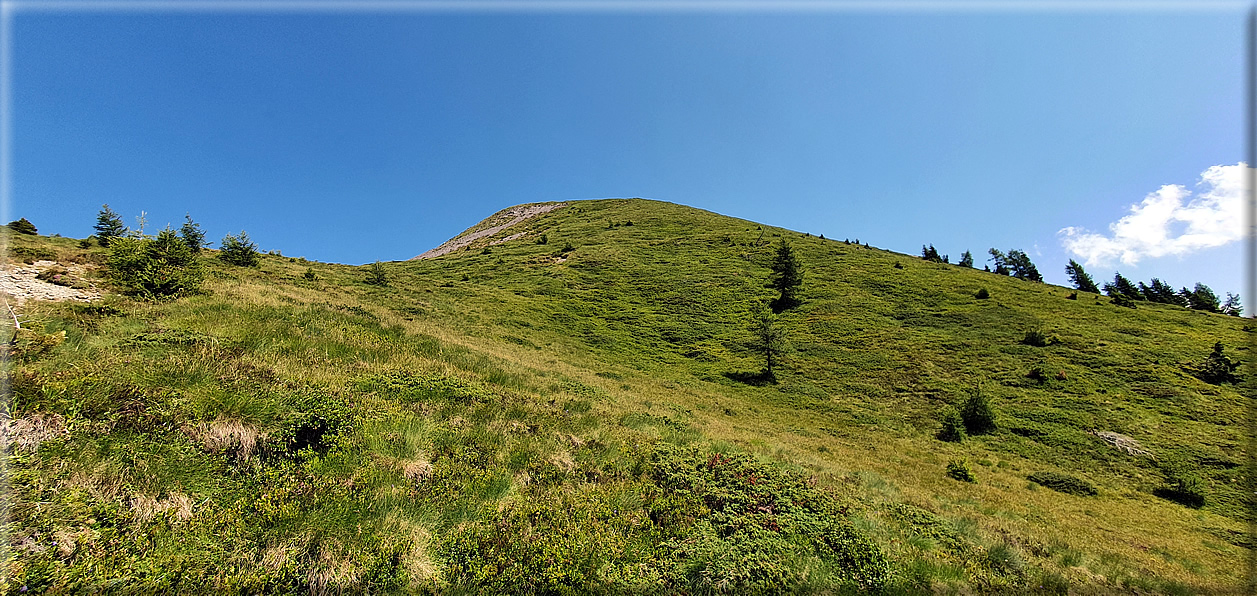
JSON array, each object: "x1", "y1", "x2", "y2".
[
  {"x1": 1104, "y1": 273, "x2": 1142, "y2": 300},
  {"x1": 180, "y1": 214, "x2": 207, "y2": 253},
  {"x1": 1065, "y1": 260, "x2": 1100, "y2": 293},
  {"x1": 94, "y1": 204, "x2": 127, "y2": 247},
  {"x1": 769, "y1": 238, "x2": 803, "y2": 312},
  {"x1": 958, "y1": 250, "x2": 974, "y2": 268}
]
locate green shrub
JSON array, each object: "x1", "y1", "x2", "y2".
[
  {"x1": 219, "y1": 231, "x2": 260, "y2": 267},
  {"x1": 7, "y1": 217, "x2": 37, "y2": 235},
  {"x1": 975, "y1": 288, "x2": 990, "y2": 299},
  {"x1": 537, "y1": 233, "x2": 548, "y2": 245},
  {"x1": 106, "y1": 228, "x2": 203, "y2": 300},
  {"x1": 946, "y1": 459, "x2": 976, "y2": 483},
  {"x1": 303, "y1": 267, "x2": 317, "y2": 281},
  {"x1": 78, "y1": 237, "x2": 93, "y2": 249},
  {"x1": 936, "y1": 406, "x2": 966, "y2": 442},
  {"x1": 1027, "y1": 471, "x2": 1096, "y2": 496},
  {"x1": 959, "y1": 387, "x2": 996, "y2": 435}
]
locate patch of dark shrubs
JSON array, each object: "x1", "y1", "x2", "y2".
[
  {"x1": 1111, "y1": 294, "x2": 1137, "y2": 309},
  {"x1": 107, "y1": 228, "x2": 204, "y2": 300},
  {"x1": 1027, "y1": 471, "x2": 1096, "y2": 496},
  {"x1": 7, "y1": 218, "x2": 37, "y2": 235},
  {"x1": 975, "y1": 288, "x2": 990, "y2": 299},
  {"x1": 1154, "y1": 471, "x2": 1206, "y2": 508},
  {"x1": 1021, "y1": 329, "x2": 1058, "y2": 347}
]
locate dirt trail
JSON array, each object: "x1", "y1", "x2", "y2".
[
  {"x1": 411, "y1": 202, "x2": 565, "y2": 260},
  {"x1": 0, "y1": 260, "x2": 100, "y2": 304}
]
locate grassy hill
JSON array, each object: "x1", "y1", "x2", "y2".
[{"x1": 4, "y1": 198, "x2": 1251, "y2": 594}]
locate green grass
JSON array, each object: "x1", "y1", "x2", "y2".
[{"x1": 3, "y1": 199, "x2": 1250, "y2": 594}]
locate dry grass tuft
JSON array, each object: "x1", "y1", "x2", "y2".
[
  {"x1": 401, "y1": 457, "x2": 434, "y2": 482},
  {"x1": 549, "y1": 450, "x2": 575, "y2": 473},
  {"x1": 130, "y1": 491, "x2": 195, "y2": 524},
  {"x1": 307, "y1": 543, "x2": 363, "y2": 596},
  {"x1": 1, "y1": 412, "x2": 68, "y2": 451},
  {"x1": 188, "y1": 418, "x2": 264, "y2": 460}
]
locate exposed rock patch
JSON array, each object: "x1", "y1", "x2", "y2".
[
  {"x1": 1089, "y1": 430, "x2": 1152, "y2": 457},
  {"x1": 411, "y1": 202, "x2": 564, "y2": 260},
  {"x1": 0, "y1": 260, "x2": 100, "y2": 304}
]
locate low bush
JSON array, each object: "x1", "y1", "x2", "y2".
[
  {"x1": 947, "y1": 459, "x2": 976, "y2": 483},
  {"x1": 35, "y1": 266, "x2": 76, "y2": 288},
  {"x1": 652, "y1": 445, "x2": 891, "y2": 591},
  {"x1": 1154, "y1": 472, "x2": 1206, "y2": 508},
  {"x1": 1021, "y1": 329, "x2": 1057, "y2": 347},
  {"x1": 1027, "y1": 471, "x2": 1096, "y2": 496},
  {"x1": 975, "y1": 288, "x2": 990, "y2": 299},
  {"x1": 936, "y1": 406, "x2": 966, "y2": 442}
]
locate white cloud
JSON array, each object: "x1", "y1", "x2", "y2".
[{"x1": 1058, "y1": 163, "x2": 1250, "y2": 267}]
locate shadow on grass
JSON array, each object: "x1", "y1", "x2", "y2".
[{"x1": 723, "y1": 370, "x2": 776, "y2": 386}]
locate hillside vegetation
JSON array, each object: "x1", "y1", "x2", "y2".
[{"x1": 4, "y1": 198, "x2": 1251, "y2": 594}]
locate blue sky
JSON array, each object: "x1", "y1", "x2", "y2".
[{"x1": 8, "y1": 4, "x2": 1249, "y2": 303}]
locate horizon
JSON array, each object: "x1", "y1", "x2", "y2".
[{"x1": 8, "y1": 4, "x2": 1249, "y2": 304}]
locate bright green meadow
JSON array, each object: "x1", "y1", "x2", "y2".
[{"x1": 3, "y1": 198, "x2": 1251, "y2": 594}]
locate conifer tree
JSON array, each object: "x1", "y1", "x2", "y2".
[
  {"x1": 750, "y1": 308, "x2": 790, "y2": 381},
  {"x1": 180, "y1": 214, "x2": 207, "y2": 253},
  {"x1": 958, "y1": 250, "x2": 974, "y2": 268},
  {"x1": 769, "y1": 238, "x2": 803, "y2": 312},
  {"x1": 1222, "y1": 292, "x2": 1243, "y2": 317},
  {"x1": 1104, "y1": 273, "x2": 1141, "y2": 301},
  {"x1": 1004, "y1": 250, "x2": 1043, "y2": 282},
  {"x1": 1065, "y1": 260, "x2": 1099, "y2": 293},
  {"x1": 94, "y1": 204, "x2": 128, "y2": 247},
  {"x1": 1183, "y1": 283, "x2": 1220, "y2": 312}
]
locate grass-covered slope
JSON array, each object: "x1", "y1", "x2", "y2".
[{"x1": 5, "y1": 198, "x2": 1251, "y2": 594}]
